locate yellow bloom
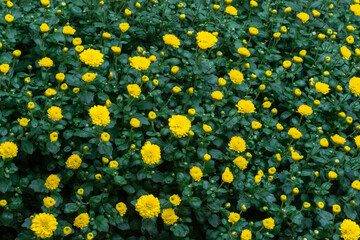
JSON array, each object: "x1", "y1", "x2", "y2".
[
  {"x1": 0, "y1": 141, "x2": 18, "y2": 159},
  {"x1": 203, "y1": 124, "x2": 212, "y2": 133},
  {"x1": 119, "y1": 22, "x2": 130, "y2": 32},
  {"x1": 73, "y1": 213, "x2": 90, "y2": 229},
  {"x1": 101, "y1": 132, "x2": 110, "y2": 142},
  {"x1": 163, "y1": 34, "x2": 180, "y2": 48},
  {"x1": 66, "y1": 154, "x2": 82, "y2": 170},
  {"x1": 238, "y1": 47, "x2": 251, "y2": 57},
  {"x1": 262, "y1": 217, "x2": 275, "y2": 230},
  {"x1": 196, "y1": 31, "x2": 218, "y2": 50},
  {"x1": 40, "y1": 23, "x2": 49, "y2": 33},
  {"x1": 63, "y1": 226, "x2": 72, "y2": 235},
  {"x1": 233, "y1": 156, "x2": 248, "y2": 170},
  {"x1": 130, "y1": 118, "x2": 140, "y2": 128},
  {"x1": 72, "y1": 37, "x2": 82, "y2": 46},
  {"x1": 31, "y1": 213, "x2": 58, "y2": 239},
  {"x1": 331, "y1": 134, "x2": 346, "y2": 145},
  {"x1": 38, "y1": 57, "x2": 53, "y2": 68},
  {"x1": 312, "y1": 9, "x2": 320, "y2": 18},
  {"x1": 228, "y1": 69, "x2": 244, "y2": 85},
  {"x1": 332, "y1": 204, "x2": 341, "y2": 214},
  {"x1": 62, "y1": 26, "x2": 76, "y2": 35},
  {"x1": 249, "y1": 27, "x2": 259, "y2": 35},
  {"x1": 141, "y1": 141, "x2": 161, "y2": 165},
  {"x1": 251, "y1": 121, "x2": 262, "y2": 130},
  {"x1": 17, "y1": 118, "x2": 30, "y2": 127},
  {"x1": 350, "y1": 4, "x2": 360, "y2": 16},
  {"x1": 0, "y1": 64, "x2": 10, "y2": 75},
  {"x1": 241, "y1": 229, "x2": 252, "y2": 240},
  {"x1": 236, "y1": 99, "x2": 256, "y2": 113},
  {"x1": 45, "y1": 174, "x2": 60, "y2": 190},
  {"x1": 116, "y1": 202, "x2": 127, "y2": 216},
  {"x1": 297, "y1": 104, "x2": 313, "y2": 116},
  {"x1": 56, "y1": 73, "x2": 65, "y2": 82},
  {"x1": 297, "y1": 12, "x2": 310, "y2": 23},
  {"x1": 320, "y1": 138, "x2": 329, "y2": 147},
  {"x1": 328, "y1": 170, "x2": 338, "y2": 180},
  {"x1": 45, "y1": 88, "x2": 57, "y2": 97},
  {"x1": 43, "y1": 197, "x2": 56, "y2": 208},
  {"x1": 129, "y1": 56, "x2": 151, "y2": 71},
  {"x1": 228, "y1": 212, "x2": 240, "y2": 224},
  {"x1": 288, "y1": 127, "x2": 302, "y2": 140},
  {"x1": 161, "y1": 208, "x2": 179, "y2": 225},
  {"x1": 135, "y1": 194, "x2": 161, "y2": 218},
  {"x1": 50, "y1": 132, "x2": 58, "y2": 142},
  {"x1": 168, "y1": 115, "x2": 191, "y2": 138},
  {"x1": 89, "y1": 105, "x2": 111, "y2": 126},
  {"x1": 340, "y1": 219, "x2": 360, "y2": 240},
  {"x1": 82, "y1": 73, "x2": 97, "y2": 82},
  {"x1": 340, "y1": 46, "x2": 352, "y2": 60},
  {"x1": 225, "y1": 5, "x2": 238, "y2": 15},
  {"x1": 228, "y1": 136, "x2": 246, "y2": 153},
  {"x1": 109, "y1": 160, "x2": 118, "y2": 168},
  {"x1": 222, "y1": 167, "x2": 234, "y2": 183},
  {"x1": 169, "y1": 194, "x2": 181, "y2": 206},
  {"x1": 189, "y1": 166, "x2": 203, "y2": 181},
  {"x1": 211, "y1": 91, "x2": 223, "y2": 101},
  {"x1": 5, "y1": 14, "x2": 14, "y2": 23},
  {"x1": 315, "y1": 82, "x2": 330, "y2": 94},
  {"x1": 127, "y1": 84, "x2": 141, "y2": 98},
  {"x1": 79, "y1": 48, "x2": 104, "y2": 67},
  {"x1": 47, "y1": 106, "x2": 63, "y2": 121},
  {"x1": 349, "y1": 77, "x2": 360, "y2": 96}
]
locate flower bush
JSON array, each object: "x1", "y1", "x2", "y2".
[{"x1": 1, "y1": 0, "x2": 360, "y2": 239}]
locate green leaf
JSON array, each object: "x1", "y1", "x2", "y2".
[
  {"x1": 208, "y1": 214, "x2": 220, "y2": 227},
  {"x1": 189, "y1": 197, "x2": 202, "y2": 208},
  {"x1": 173, "y1": 224, "x2": 189, "y2": 237},
  {"x1": 0, "y1": 176, "x2": 10, "y2": 193},
  {"x1": 29, "y1": 179, "x2": 46, "y2": 193},
  {"x1": 94, "y1": 215, "x2": 109, "y2": 232},
  {"x1": 64, "y1": 203, "x2": 79, "y2": 213},
  {"x1": 21, "y1": 140, "x2": 34, "y2": 154},
  {"x1": 0, "y1": 211, "x2": 13, "y2": 226},
  {"x1": 114, "y1": 176, "x2": 127, "y2": 185}
]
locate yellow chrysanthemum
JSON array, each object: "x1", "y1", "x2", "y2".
[
  {"x1": 238, "y1": 47, "x2": 251, "y2": 57},
  {"x1": 222, "y1": 167, "x2": 234, "y2": 183},
  {"x1": 340, "y1": 219, "x2": 360, "y2": 240},
  {"x1": 196, "y1": 31, "x2": 218, "y2": 50},
  {"x1": 161, "y1": 208, "x2": 179, "y2": 225},
  {"x1": 73, "y1": 213, "x2": 90, "y2": 229},
  {"x1": 228, "y1": 212, "x2": 240, "y2": 224},
  {"x1": 88, "y1": 105, "x2": 111, "y2": 126},
  {"x1": 288, "y1": 127, "x2": 302, "y2": 140},
  {"x1": 163, "y1": 34, "x2": 180, "y2": 48},
  {"x1": 129, "y1": 56, "x2": 151, "y2": 71},
  {"x1": 43, "y1": 197, "x2": 56, "y2": 208},
  {"x1": 211, "y1": 91, "x2": 223, "y2": 101},
  {"x1": 135, "y1": 194, "x2": 161, "y2": 219},
  {"x1": 297, "y1": 104, "x2": 313, "y2": 116},
  {"x1": 0, "y1": 141, "x2": 18, "y2": 159},
  {"x1": 225, "y1": 5, "x2": 238, "y2": 15},
  {"x1": 169, "y1": 194, "x2": 181, "y2": 206},
  {"x1": 47, "y1": 106, "x2": 63, "y2": 121},
  {"x1": 189, "y1": 166, "x2": 203, "y2": 181},
  {"x1": 349, "y1": 77, "x2": 360, "y2": 96},
  {"x1": 229, "y1": 136, "x2": 247, "y2": 153},
  {"x1": 315, "y1": 82, "x2": 330, "y2": 94},
  {"x1": 233, "y1": 156, "x2": 248, "y2": 170},
  {"x1": 66, "y1": 154, "x2": 82, "y2": 170},
  {"x1": 38, "y1": 57, "x2": 53, "y2": 68},
  {"x1": 340, "y1": 46, "x2": 352, "y2": 60},
  {"x1": 228, "y1": 69, "x2": 244, "y2": 85},
  {"x1": 350, "y1": 4, "x2": 360, "y2": 16},
  {"x1": 44, "y1": 174, "x2": 60, "y2": 190},
  {"x1": 82, "y1": 73, "x2": 97, "y2": 82},
  {"x1": 236, "y1": 99, "x2": 256, "y2": 113},
  {"x1": 263, "y1": 217, "x2": 275, "y2": 230},
  {"x1": 116, "y1": 202, "x2": 127, "y2": 216},
  {"x1": 241, "y1": 229, "x2": 252, "y2": 240},
  {"x1": 141, "y1": 141, "x2": 161, "y2": 165},
  {"x1": 331, "y1": 134, "x2": 346, "y2": 145},
  {"x1": 119, "y1": 22, "x2": 130, "y2": 32},
  {"x1": 127, "y1": 84, "x2": 142, "y2": 98},
  {"x1": 30, "y1": 213, "x2": 58, "y2": 239},
  {"x1": 79, "y1": 49, "x2": 104, "y2": 67},
  {"x1": 168, "y1": 115, "x2": 191, "y2": 138},
  {"x1": 62, "y1": 26, "x2": 76, "y2": 35},
  {"x1": 297, "y1": 12, "x2": 310, "y2": 23},
  {"x1": 18, "y1": 118, "x2": 30, "y2": 127}
]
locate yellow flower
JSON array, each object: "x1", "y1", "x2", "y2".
[
  {"x1": 77, "y1": 188, "x2": 84, "y2": 196},
  {"x1": 254, "y1": 174, "x2": 262, "y2": 184},
  {"x1": 236, "y1": 99, "x2": 256, "y2": 113},
  {"x1": 28, "y1": 102, "x2": 35, "y2": 110},
  {"x1": 222, "y1": 167, "x2": 234, "y2": 183},
  {"x1": 262, "y1": 101, "x2": 271, "y2": 109},
  {"x1": 350, "y1": 4, "x2": 360, "y2": 16},
  {"x1": 43, "y1": 197, "x2": 56, "y2": 208},
  {"x1": 55, "y1": 73, "x2": 65, "y2": 82},
  {"x1": 130, "y1": 118, "x2": 140, "y2": 128},
  {"x1": 0, "y1": 200, "x2": 7, "y2": 207},
  {"x1": 293, "y1": 56, "x2": 303, "y2": 64},
  {"x1": 228, "y1": 136, "x2": 247, "y2": 153},
  {"x1": 111, "y1": 46, "x2": 121, "y2": 55},
  {"x1": 89, "y1": 105, "x2": 111, "y2": 126},
  {"x1": 320, "y1": 138, "x2": 329, "y2": 147},
  {"x1": 72, "y1": 37, "x2": 82, "y2": 46},
  {"x1": 283, "y1": 60, "x2": 292, "y2": 69},
  {"x1": 297, "y1": 12, "x2": 310, "y2": 23},
  {"x1": 262, "y1": 217, "x2": 275, "y2": 230},
  {"x1": 66, "y1": 154, "x2": 82, "y2": 170},
  {"x1": 62, "y1": 26, "x2": 76, "y2": 35},
  {"x1": 233, "y1": 156, "x2": 248, "y2": 170},
  {"x1": 291, "y1": 150, "x2": 304, "y2": 162},
  {"x1": 38, "y1": 57, "x2": 53, "y2": 68},
  {"x1": 352, "y1": 180, "x2": 360, "y2": 190},
  {"x1": 5, "y1": 14, "x2": 14, "y2": 23},
  {"x1": 250, "y1": 0, "x2": 258, "y2": 7},
  {"x1": 47, "y1": 106, "x2": 63, "y2": 121},
  {"x1": 333, "y1": 204, "x2": 341, "y2": 214},
  {"x1": 63, "y1": 226, "x2": 72, "y2": 235},
  {"x1": 211, "y1": 91, "x2": 223, "y2": 101},
  {"x1": 100, "y1": 132, "x2": 110, "y2": 142},
  {"x1": 95, "y1": 174, "x2": 102, "y2": 180},
  {"x1": 225, "y1": 5, "x2": 238, "y2": 15},
  {"x1": 317, "y1": 202, "x2": 324, "y2": 209},
  {"x1": 347, "y1": 35, "x2": 355, "y2": 44},
  {"x1": 168, "y1": 115, "x2": 191, "y2": 138},
  {"x1": 349, "y1": 77, "x2": 360, "y2": 96},
  {"x1": 172, "y1": 86, "x2": 182, "y2": 94},
  {"x1": 331, "y1": 134, "x2": 346, "y2": 145},
  {"x1": 102, "y1": 32, "x2": 111, "y2": 39},
  {"x1": 340, "y1": 219, "x2": 360, "y2": 240},
  {"x1": 161, "y1": 208, "x2": 179, "y2": 225},
  {"x1": 203, "y1": 124, "x2": 212, "y2": 133},
  {"x1": 251, "y1": 121, "x2": 262, "y2": 130},
  {"x1": 228, "y1": 69, "x2": 244, "y2": 85},
  {"x1": 273, "y1": 32, "x2": 281, "y2": 38},
  {"x1": 0, "y1": 64, "x2": 10, "y2": 75},
  {"x1": 241, "y1": 229, "x2": 252, "y2": 240},
  {"x1": 12, "y1": 49, "x2": 21, "y2": 58},
  {"x1": 135, "y1": 194, "x2": 161, "y2": 218},
  {"x1": 163, "y1": 34, "x2": 180, "y2": 48},
  {"x1": 50, "y1": 132, "x2": 58, "y2": 142},
  {"x1": 126, "y1": 84, "x2": 142, "y2": 98},
  {"x1": 0, "y1": 141, "x2": 18, "y2": 159},
  {"x1": 79, "y1": 48, "x2": 104, "y2": 67},
  {"x1": 189, "y1": 166, "x2": 203, "y2": 181},
  {"x1": 75, "y1": 45, "x2": 84, "y2": 53},
  {"x1": 328, "y1": 170, "x2": 338, "y2": 180},
  {"x1": 129, "y1": 56, "x2": 151, "y2": 71},
  {"x1": 315, "y1": 82, "x2": 330, "y2": 94},
  {"x1": 340, "y1": 46, "x2": 352, "y2": 60},
  {"x1": 109, "y1": 160, "x2": 118, "y2": 168},
  {"x1": 116, "y1": 202, "x2": 127, "y2": 216},
  {"x1": 141, "y1": 141, "x2": 161, "y2": 165},
  {"x1": 17, "y1": 118, "x2": 30, "y2": 127},
  {"x1": 31, "y1": 213, "x2": 58, "y2": 239},
  {"x1": 169, "y1": 194, "x2": 181, "y2": 206},
  {"x1": 45, "y1": 174, "x2": 60, "y2": 190},
  {"x1": 312, "y1": 9, "x2": 320, "y2": 18},
  {"x1": 249, "y1": 27, "x2": 259, "y2": 36},
  {"x1": 297, "y1": 104, "x2": 313, "y2": 116},
  {"x1": 288, "y1": 127, "x2": 302, "y2": 140},
  {"x1": 82, "y1": 73, "x2": 97, "y2": 82},
  {"x1": 73, "y1": 213, "x2": 90, "y2": 229},
  {"x1": 268, "y1": 167, "x2": 276, "y2": 175},
  {"x1": 148, "y1": 111, "x2": 156, "y2": 120},
  {"x1": 238, "y1": 47, "x2": 251, "y2": 57},
  {"x1": 87, "y1": 232, "x2": 94, "y2": 240},
  {"x1": 40, "y1": 23, "x2": 49, "y2": 33},
  {"x1": 303, "y1": 202, "x2": 311, "y2": 208},
  {"x1": 45, "y1": 88, "x2": 57, "y2": 97},
  {"x1": 218, "y1": 77, "x2": 227, "y2": 87},
  {"x1": 124, "y1": 8, "x2": 132, "y2": 17},
  {"x1": 119, "y1": 22, "x2": 130, "y2": 32},
  {"x1": 196, "y1": 31, "x2": 218, "y2": 50},
  {"x1": 294, "y1": 88, "x2": 302, "y2": 97},
  {"x1": 228, "y1": 212, "x2": 240, "y2": 224}
]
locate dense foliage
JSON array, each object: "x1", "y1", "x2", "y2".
[{"x1": 1, "y1": 0, "x2": 360, "y2": 239}]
